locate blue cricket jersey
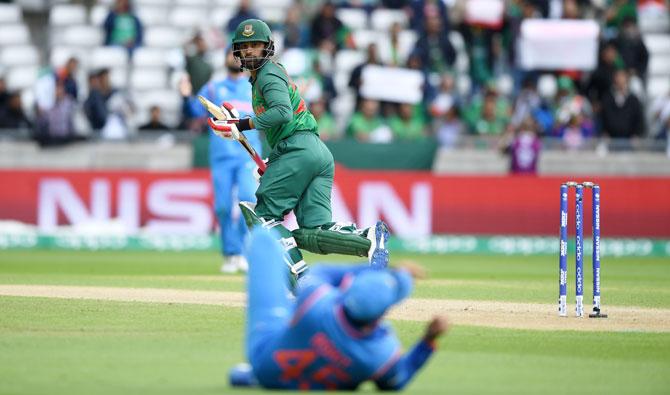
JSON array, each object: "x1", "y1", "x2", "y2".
[
  {"x1": 249, "y1": 265, "x2": 436, "y2": 391},
  {"x1": 187, "y1": 76, "x2": 262, "y2": 163}
]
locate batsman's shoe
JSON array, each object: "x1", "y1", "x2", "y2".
[
  {"x1": 367, "y1": 221, "x2": 390, "y2": 269},
  {"x1": 220, "y1": 255, "x2": 249, "y2": 274}
]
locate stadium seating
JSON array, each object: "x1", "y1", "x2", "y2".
[
  {"x1": 136, "y1": 6, "x2": 170, "y2": 26},
  {"x1": 49, "y1": 4, "x2": 87, "y2": 26},
  {"x1": 0, "y1": 46, "x2": 40, "y2": 68},
  {"x1": 0, "y1": 25, "x2": 30, "y2": 46},
  {"x1": 0, "y1": 3, "x2": 23, "y2": 23},
  {"x1": 336, "y1": 8, "x2": 368, "y2": 30}
]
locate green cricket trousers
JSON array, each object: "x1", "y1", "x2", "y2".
[{"x1": 255, "y1": 132, "x2": 334, "y2": 228}]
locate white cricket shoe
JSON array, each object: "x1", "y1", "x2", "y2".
[
  {"x1": 220, "y1": 255, "x2": 249, "y2": 274},
  {"x1": 367, "y1": 221, "x2": 390, "y2": 269}
]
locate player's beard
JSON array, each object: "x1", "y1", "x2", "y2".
[{"x1": 239, "y1": 55, "x2": 266, "y2": 71}]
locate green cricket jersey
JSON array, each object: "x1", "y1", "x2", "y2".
[{"x1": 250, "y1": 61, "x2": 318, "y2": 148}]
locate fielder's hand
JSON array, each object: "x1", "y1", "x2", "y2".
[
  {"x1": 207, "y1": 101, "x2": 242, "y2": 140},
  {"x1": 423, "y1": 315, "x2": 449, "y2": 344},
  {"x1": 396, "y1": 259, "x2": 426, "y2": 279}
]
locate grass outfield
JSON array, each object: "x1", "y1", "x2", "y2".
[{"x1": 1, "y1": 250, "x2": 669, "y2": 394}]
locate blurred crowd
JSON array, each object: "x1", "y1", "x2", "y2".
[{"x1": 1, "y1": 0, "x2": 669, "y2": 173}]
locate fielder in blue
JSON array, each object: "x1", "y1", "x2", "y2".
[
  {"x1": 230, "y1": 226, "x2": 449, "y2": 390},
  {"x1": 185, "y1": 49, "x2": 262, "y2": 273}
]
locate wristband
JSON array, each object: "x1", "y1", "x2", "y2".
[{"x1": 237, "y1": 118, "x2": 252, "y2": 131}]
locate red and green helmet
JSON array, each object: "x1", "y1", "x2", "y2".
[{"x1": 231, "y1": 19, "x2": 275, "y2": 71}]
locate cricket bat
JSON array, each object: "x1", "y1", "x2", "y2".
[{"x1": 198, "y1": 95, "x2": 266, "y2": 175}]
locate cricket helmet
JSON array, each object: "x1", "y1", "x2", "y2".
[
  {"x1": 231, "y1": 19, "x2": 275, "y2": 71},
  {"x1": 342, "y1": 269, "x2": 413, "y2": 326}
]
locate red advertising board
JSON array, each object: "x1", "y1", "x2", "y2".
[{"x1": 0, "y1": 168, "x2": 669, "y2": 237}]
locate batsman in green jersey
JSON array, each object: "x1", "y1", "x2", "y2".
[{"x1": 207, "y1": 19, "x2": 389, "y2": 283}]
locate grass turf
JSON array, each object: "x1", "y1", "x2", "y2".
[{"x1": 1, "y1": 250, "x2": 669, "y2": 394}]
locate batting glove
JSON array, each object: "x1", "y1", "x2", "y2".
[
  {"x1": 207, "y1": 102, "x2": 242, "y2": 140},
  {"x1": 219, "y1": 101, "x2": 240, "y2": 122}
]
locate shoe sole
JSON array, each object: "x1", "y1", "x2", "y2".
[{"x1": 370, "y1": 221, "x2": 390, "y2": 269}]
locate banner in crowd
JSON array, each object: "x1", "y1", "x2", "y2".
[
  {"x1": 0, "y1": 168, "x2": 669, "y2": 238},
  {"x1": 519, "y1": 19, "x2": 600, "y2": 70}
]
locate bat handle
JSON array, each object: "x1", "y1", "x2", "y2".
[{"x1": 253, "y1": 155, "x2": 266, "y2": 175}]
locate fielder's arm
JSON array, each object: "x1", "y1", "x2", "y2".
[{"x1": 374, "y1": 316, "x2": 448, "y2": 391}]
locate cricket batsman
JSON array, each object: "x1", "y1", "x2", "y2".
[
  {"x1": 207, "y1": 19, "x2": 391, "y2": 281},
  {"x1": 229, "y1": 226, "x2": 449, "y2": 390}
]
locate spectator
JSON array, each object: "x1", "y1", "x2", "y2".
[
  {"x1": 473, "y1": 91, "x2": 508, "y2": 135},
  {"x1": 33, "y1": 66, "x2": 56, "y2": 115},
  {"x1": 34, "y1": 83, "x2": 80, "y2": 147},
  {"x1": 463, "y1": 85, "x2": 511, "y2": 135},
  {"x1": 530, "y1": 0, "x2": 551, "y2": 18},
  {"x1": 650, "y1": 88, "x2": 670, "y2": 139},
  {"x1": 310, "y1": 2, "x2": 351, "y2": 49},
  {"x1": 615, "y1": 17, "x2": 649, "y2": 80},
  {"x1": 101, "y1": 89, "x2": 134, "y2": 140},
  {"x1": 347, "y1": 99, "x2": 391, "y2": 142},
  {"x1": 503, "y1": 0, "x2": 541, "y2": 92},
  {"x1": 377, "y1": 22, "x2": 407, "y2": 67},
  {"x1": 295, "y1": 59, "x2": 337, "y2": 111},
  {"x1": 600, "y1": 69, "x2": 644, "y2": 142},
  {"x1": 315, "y1": 38, "x2": 337, "y2": 76},
  {"x1": 586, "y1": 42, "x2": 624, "y2": 111},
  {"x1": 554, "y1": 111, "x2": 595, "y2": 150},
  {"x1": 139, "y1": 106, "x2": 170, "y2": 131},
  {"x1": 433, "y1": 97, "x2": 463, "y2": 149},
  {"x1": 409, "y1": 0, "x2": 451, "y2": 32},
  {"x1": 226, "y1": 0, "x2": 259, "y2": 34},
  {"x1": 0, "y1": 91, "x2": 31, "y2": 130},
  {"x1": 605, "y1": 0, "x2": 637, "y2": 32},
  {"x1": 84, "y1": 69, "x2": 114, "y2": 131},
  {"x1": 510, "y1": 77, "x2": 541, "y2": 130},
  {"x1": 55, "y1": 57, "x2": 79, "y2": 100},
  {"x1": 561, "y1": 0, "x2": 583, "y2": 19},
  {"x1": 104, "y1": 0, "x2": 143, "y2": 54},
  {"x1": 406, "y1": 52, "x2": 435, "y2": 103},
  {"x1": 554, "y1": 76, "x2": 593, "y2": 131},
  {"x1": 501, "y1": 117, "x2": 542, "y2": 174},
  {"x1": 0, "y1": 77, "x2": 9, "y2": 112},
  {"x1": 283, "y1": 3, "x2": 310, "y2": 49},
  {"x1": 311, "y1": 98, "x2": 339, "y2": 141},
  {"x1": 184, "y1": 33, "x2": 213, "y2": 94},
  {"x1": 381, "y1": 0, "x2": 408, "y2": 8},
  {"x1": 388, "y1": 103, "x2": 428, "y2": 140},
  {"x1": 349, "y1": 43, "x2": 382, "y2": 110},
  {"x1": 429, "y1": 72, "x2": 458, "y2": 117},
  {"x1": 461, "y1": 25, "x2": 495, "y2": 92},
  {"x1": 411, "y1": 15, "x2": 456, "y2": 75}
]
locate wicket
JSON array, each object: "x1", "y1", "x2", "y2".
[{"x1": 558, "y1": 181, "x2": 607, "y2": 318}]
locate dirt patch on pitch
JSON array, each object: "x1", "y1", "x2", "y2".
[{"x1": 1, "y1": 285, "x2": 668, "y2": 333}]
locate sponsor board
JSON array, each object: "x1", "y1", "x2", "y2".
[
  {"x1": 0, "y1": 169, "x2": 669, "y2": 237},
  {"x1": 1, "y1": 229, "x2": 669, "y2": 257}
]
